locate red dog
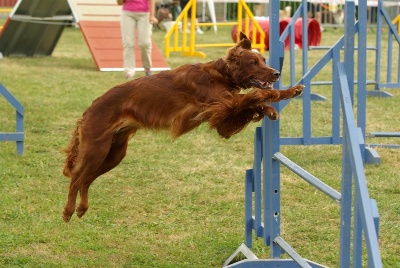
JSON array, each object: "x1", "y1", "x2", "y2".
[{"x1": 62, "y1": 32, "x2": 304, "y2": 222}]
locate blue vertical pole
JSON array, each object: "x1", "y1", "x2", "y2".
[
  {"x1": 387, "y1": 32, "x2": 393, "y2": 83},
  {"x1": 398, "y1": 42, "x2": 400, "y2": 84},
  {"x1": 375, "y1": 0, "x2": 383, "y2": 90},
  {"x1": 332, "y1": 47, "x2": 341, "y2": 144},
  {"x1": 253, "y1": 127, "x2": 263, "y2": 237},
  {"x1": 265, "y1": 0, "x2": 281, "y2": 258},
  {"x1": 301, "y1": 0, "x2": 308, "y2": 76},
  {"x1": 262, "y1": 119, "x2": 272, "y2": 248},
  {"x1": 289, "y1": 24, "x2": 295, "y2": 86},
  {"x1": 338, "y1": 63, "x2": 351, "y2": 268},
  {"x1": 357, "y1": 0, "x2": 367, "y2": 160},
  {"x1": 339, "y1": 91, "x2": 352, "y2": 268},
  {"x1": 245, "y1": 169, "x2": 254, "y2": 247},
  {"x1": 16, "y1": 110, "x2": 24, "y2": 156},
  {"x1": 344, "y1": 0, "x2": 355, "y2": 103},
  {"x1": 301, "y1": 0, "x2": 311, "y2": 145},
  {"x1": 357, "y1": 0, "x2": 367, "y2": 133},
  {"x1": 353, "y1": 200, "x2": 363, "y2": 268}
]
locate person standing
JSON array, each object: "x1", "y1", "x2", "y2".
[
  {"x1": 179, "y1": 0, "x2": 203, "y2": 34},
  {"x1": 120, "y1": 0, "x2": 158, "y2": 79}
]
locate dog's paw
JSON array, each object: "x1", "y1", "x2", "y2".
[
  {"x1": 76, "y1": 204, "x2": 88, "y2": 218},
  {"x1": 62, "y1": 211, "x2": 72, "y2": 223},
  {"x1": 268, "y1": 111, "x2": 279, "y2": 120},
  {"x1": 292, "y1": 84, "x2": 305, "y2": 97}
]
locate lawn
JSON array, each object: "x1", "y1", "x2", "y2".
[{"x1": 0, "y1": 24, "x2": 399, "y2": 267}]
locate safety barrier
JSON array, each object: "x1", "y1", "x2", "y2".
[
  {"x1": 164, "y1": 0, "x2": 264, "y2": 58},
  {"x1": 0, "y1": 83, "x2": 24, "y2": 155},
  {"x1": 223, "y1": 1, "x2": 382, "y2": 267}
]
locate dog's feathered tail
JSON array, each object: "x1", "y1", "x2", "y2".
[{"x1": 63, "y1": 119, "x2": 82, "y2": 178}]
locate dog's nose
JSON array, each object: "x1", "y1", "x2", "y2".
[{"x1": 273, "y1": 71, "x2": 280, "y2": 78}]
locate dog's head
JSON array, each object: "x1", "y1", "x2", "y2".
[{"x1": 225, "y1": 32, "x2": 280, "y2": 90}]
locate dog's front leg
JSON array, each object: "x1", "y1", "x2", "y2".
[
  {"x1": 253, "y1": 103, "x2": 279, "y2": 121},
  {"x1": 261, "y1": 84, "x2": 305, "y2": 102}
]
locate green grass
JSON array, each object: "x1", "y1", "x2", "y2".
[{"x1": 0, "y1": 26, "x2": 399, "y2": 267}]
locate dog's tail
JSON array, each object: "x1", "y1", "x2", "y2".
[{"x1": 63, "y1": 119, "x2": 82, "y2": 178}]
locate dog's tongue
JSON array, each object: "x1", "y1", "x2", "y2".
[{"x1": 255, "y1": 79, "x2": 266, "y2": 87}]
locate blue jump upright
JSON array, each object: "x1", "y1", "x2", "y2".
[
  {"x1": 223, "y1": 1, "x2": 382, "y2": 267},
  {"x1": 373, "y1": 0, "x2": 400, "y2": 93},
  {"x1": 0, "y1": 83, "x2": 24, "y2": 155},
  {"x1": 366, "y1": 0, "x2": 400, "y2": 148}
]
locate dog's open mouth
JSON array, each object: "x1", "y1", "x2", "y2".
[{"x1": 249, "y1": 79, "x2": 274, "y2": 89}]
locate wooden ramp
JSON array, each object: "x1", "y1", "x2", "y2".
[{"x1": 70, "y1": 0, "x2": 169, "y2": 72}]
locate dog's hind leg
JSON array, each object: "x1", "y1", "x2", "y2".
[
  {"x1": 63, "y1": 137, "x2": 113, "y2": 222},
  {"x1": 76, "y1": 129, "x2": 135, "y2": 219}
]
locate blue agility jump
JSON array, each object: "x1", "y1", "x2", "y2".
[
  {"x1": 223, "y1": 0, "x2": 382, "y2": 267},
  {"x1": 276, "y1": 0, "x2": 399, "y2": 152},
  {"x1": 0, "y1": 83, "x2": 24, "y2": 155}
]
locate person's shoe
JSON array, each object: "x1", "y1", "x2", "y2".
[
  {"x1": 125, "y1": 72, "x2": 135, "y2": 79},
  {"x1": 196, "y1": 28, "x2": 203, "y2": 34},
  {"x1": 145, "y1": 68, "x2": 152, "y2": 76}
]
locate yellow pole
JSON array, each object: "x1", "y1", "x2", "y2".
[
  {"x1": 164, "y1": 35, "x2": 170, "y2": 58},
  {"x1": 182, "y1": 11, "x2": 188, "y2": 54},
  {"x1": 164, "y1": 0, "x2": 264, "y2": 57},
  {"x1": 393, "y1": 15, "x2": 400, "y2": 35},
  {"x1": 237, "y1": 1, "x2": 242, "y2": 34},
  {"x1": 190, "y1": 0, "x2": 196, "y2": 55},
  {"x1": 245, "y1": 13, "x2": 249, "y2": 37},
  {"x1": 173, "y1": 25, "x2": 179, "y2": 51}
]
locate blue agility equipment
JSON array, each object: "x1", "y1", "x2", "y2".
[
  {"x1": 0, "y1": 83, "x2": 24, "y2": 155},
  {"x1": 223, "y1": 1, "x2": 382, "y2": 267},
  {"x1": 367, "y1": 0, "x2": 400, "y2": 147},
  {"x1": 373, "y1": 0, "x2": 400, "y2": 93},
  {"x1": 277, "y1": 0, "x2": 399, "y2": 152}
]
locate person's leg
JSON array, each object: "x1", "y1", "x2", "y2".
[
  {"x1": 121, "y1": 11, "x2": 137, "y2": 78},
  {"x1": 307, "y1": 2, "x2": 313, "y2": 18},
  {"x1": 137, "y1": 12, "x2": 152, "y2": 75},
  {"x1": 315, "y1": 4, "x2": 323, "y2": 31}
]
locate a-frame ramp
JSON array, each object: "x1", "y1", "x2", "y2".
[
  {"x1": 69, "y1": 0, "x2": 169, "y2": 72},
  {"x1": 0, "y1": 0, "x2": 72, "y2": 57}
]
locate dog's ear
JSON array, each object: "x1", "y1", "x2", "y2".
[
  {"x1": 239, "y1": 32, "x2": 248, "y2": 41},
  {"x1": 237, "y1": 32, "x2": 252, "y2": 50}
]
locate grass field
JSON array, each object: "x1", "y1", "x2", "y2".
[{"x1": 0, "y1": 25, "x2": 399, "y2": 267}]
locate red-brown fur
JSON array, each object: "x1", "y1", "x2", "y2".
[{"x1": 62, "y1": 32, "x2": 304, "y2": 222}]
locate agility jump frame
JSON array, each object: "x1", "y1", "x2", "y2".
[
  {"x1": 373, "y1": 0, "x2": 400, "y2": 92},
  {"x1": 224, "y1": 1, "x2": 382, "y2": 267},
  {"x1": 0, "y1": 83, "x2": 24, "y2": 155},
  {"x1": 367, "y1": 0, "x2": 400, "y2": 147},
  {"x1": 164, "y1": 0, "x2": 265, "y2": 58},
  {"x1": 279, "y1": 0, "x2": 399, "y2": 152}
]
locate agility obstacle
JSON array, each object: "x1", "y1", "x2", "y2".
[
  {"x1": 265, "y1": 0, "x2": 398, "y2": 164},
  {"x1": 0, "y1": 83, "x2": 24, "y2": 156},
  {"x1": 164, "y1": 0, "x2": 265, "y2": 58},
  {"x1": 223, "y1": 1, "x2": 382, "y2": 267},
  {"x1": 278, "y1": 0, "x2": 399, "y2": 151},
  {"x1": 0, "y1": 0, "x2": 169, "y2": 72},
  {"x1": 373, "y1": 0, "x2": 400, "y2": 93},
  {"x1": 365, "y1": 0, "x2": 400, "y2": 148}
]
